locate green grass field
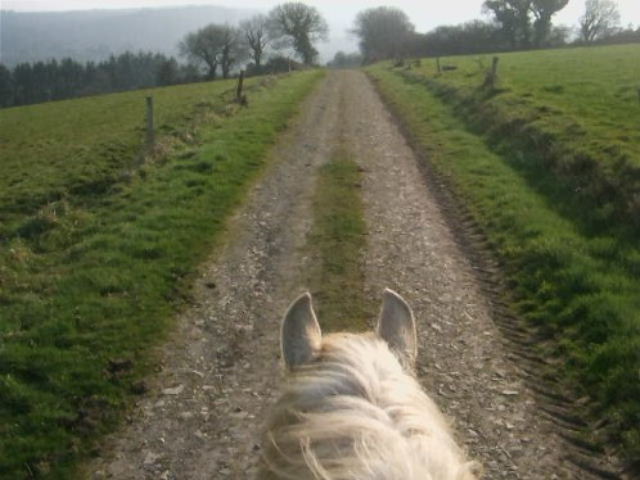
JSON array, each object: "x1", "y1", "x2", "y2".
[
  {"x1": 0, "y1": 78, "x2": 260, "y2": 234},
  {"x1": 367, "y1": 45, "x2": 640, "y2": 462},
  {"x1": 404, "y1": 44, "x2": 640, "y2": 233},
  {"x1": 415, "y1": 44, "x2": 640, "y2": 146},
  {"x1": 0, "y1": 70, "x2": 324, "y2": 478}
]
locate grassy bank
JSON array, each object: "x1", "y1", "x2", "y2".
[
  {"x1": 395, "y1": 44, "x2": 640, "y2": 234},
  {"x1": 0, "y1": 70, "x2": 324, "y2": 478},
  {"x1": 0, "y1": 77, "x2": 267, "y2": 233},
  {"x1": 308, "y1": 147, "x2": 368, "y2": 332},
  {"x1": 367, "y1": 63, "x2": 640, "y2": 462}
]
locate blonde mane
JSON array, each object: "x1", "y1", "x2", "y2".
[{"x1": 259, "y1": 291, "x2": 481, "y2": 480}]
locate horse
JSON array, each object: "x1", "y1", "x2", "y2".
[{"x1": 259, "y1": 289, "x2": 481, "y2": 480}]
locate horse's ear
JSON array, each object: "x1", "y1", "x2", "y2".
[
  {"x1": 281, "y1": 292, "x2": 322, "y2": 369},
  {"x1": 376, "y1": 289, "x2": 417, "y2": 367}
]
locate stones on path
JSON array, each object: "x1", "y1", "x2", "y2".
[{"x1": 161, "y1": 385, "x2": 184, "y2": 396}]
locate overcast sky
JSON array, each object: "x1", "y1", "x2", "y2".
[{"x1": 4, "y1": 1, "x2": 640, "y2": 33}]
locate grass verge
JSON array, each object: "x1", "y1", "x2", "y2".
[
  {"x1": 367, "y1": 64, "x2": 640, "y2": 463},
  {"x1": 0, "y1": 70, "x2": 324, "y2": 479},
  {"x1": 308, "y1": 146, "x2": 368, "y2": 332}
]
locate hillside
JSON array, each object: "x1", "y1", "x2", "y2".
[
  {"x1": 399, "y1": 44, "x2": 640, "y2": 230},
  {"x1": 0, "y1": 6, "x2": 257, "y2": 67}
]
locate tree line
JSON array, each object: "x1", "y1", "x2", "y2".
[
  {"x1": 2, "y1": 0, "x2": 637, "y2": 108},
  {"x1": 342, "y1": 0, "x2": 637, "y2": 65},
  {"x1": 0, "y1": 52, "x2": 200, "y2": 108},
  {"x1": 178, "y1": 3, "x2": 327, "y2": 80},
  {"x1": 0, "y1": 2, "x2": 327, "y2": 108}
]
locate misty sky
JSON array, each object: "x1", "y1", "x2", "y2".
[{"x1": 4, "y1": 1, "x2": 640, "y2": 38}]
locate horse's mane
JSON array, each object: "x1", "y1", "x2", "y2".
[{"x1": 260, "y1": 332, "x2": 479, "y2": 480}]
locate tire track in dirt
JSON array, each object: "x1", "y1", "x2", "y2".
[
  {"x1": 87, "y1": 73, "x2": 343, "y2": 479},
  {"x1": 340, "y1": 69, "x2": 617, "y2": 480}
]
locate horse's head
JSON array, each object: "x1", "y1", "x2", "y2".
[{"x1": 261, "y1": 289, "x2": 481, "y2": 480}]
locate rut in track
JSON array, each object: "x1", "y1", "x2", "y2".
[{"x1": 88, "y1": 70, "x2": 617, "y2": 480}]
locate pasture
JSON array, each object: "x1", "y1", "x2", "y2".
[
  {"x1": 0, "y1": 70, "x2": 324, "y2": 478},
  {"x1": 367, "y1": 44, "x2": 640, "y2": 461},
  {"x1": 1, "y1": 77, "x2": 255, "y2": 231},
  {"x1": 403, "y1": 44, "x2": 640, "y2": 230},
  {"x1": 414, "y1": 44, "x2": 640, "y2": 149}
]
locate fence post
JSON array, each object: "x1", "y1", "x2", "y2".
[
  {"x1": 146, "y1": 96, "x2": 155, "y2": 149},
  {"x1": 484, "y1": 56, "x2": 499, "y2": 89},
  {"x1": 236, "y1": 70, "x2": 248, "y2": 106},
  {"x1": 436, "y1": 57, "x2": 441, "y2": 74},
  {"x1": 236, "y1": 70, "x2": 244, "y2": 99}
]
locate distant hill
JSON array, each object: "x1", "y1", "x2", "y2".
[{"x1": 0, "y1": 6, "x2": 258, "y2": 67}]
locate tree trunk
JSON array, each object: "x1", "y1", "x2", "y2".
[{"x1": 207, "y1": 64, "x2": 218, "y2": 80}]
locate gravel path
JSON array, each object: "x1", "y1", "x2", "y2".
[
  {"x1": 88, "y1": 70, "x2": 618, "y2": 479},
  {"x1": 342, "y1": 70, "x2": 579, "y2": 479}
]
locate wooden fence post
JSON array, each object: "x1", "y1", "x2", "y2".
[
  {"x1": 146, "y1": 96, "x2": 155, "y2": 148},
  {"x1": 236, "y1": 70, "x2": 244, "y2": 100},
  {"x1": 484, "y1": 56, "x2": 499, "y2": 89},
  {"x1": 436, "y1": 57, "x2": 441, "y2": 74},
  {"x1": 236, "y1": 70, "x2": 248, "y2": 106}
]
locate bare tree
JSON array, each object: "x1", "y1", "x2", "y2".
[
  {"x1": 579, "y1": 0, "x2": 621, "y2": 43},
  {"x1": 179, "y1": 25, "x2": 225, "y2": 79},
  {"x1": 268, "y1": 2, "x2": 328, "y2": 66},
  {"x1": 179, "y1": 24, "x2": 246, "y2": 80},
  {"x1": 240, "y1": 14, "x2": 270, "y2": 69},
  {"x1": 352, "y1": 7, "x2": 415, "y2": 63},
  {"x1": 219, "y1": 26, "x2": 248, "y2": 79}
]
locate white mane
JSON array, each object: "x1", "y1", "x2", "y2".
[{"x1": 260, "y1": 323, "x2": 480, "y2": 480}]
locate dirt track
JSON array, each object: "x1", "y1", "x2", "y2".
[{"x1": 88, "y1": 70, "x2": 618, "y2": 479}]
